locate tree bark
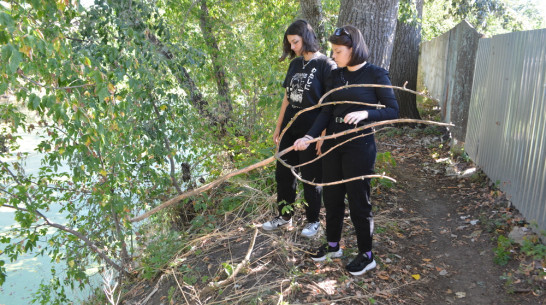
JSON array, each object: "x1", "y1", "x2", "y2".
[
  {"x1": 390, "y1": 0, "x2": 423, "y2": 119},
  {"x1": 338, "y1": 0, "x2": 400, "y2": 69},
  {"x1": 299, "y1": 0, "x2": 328, "y2": 51},
  {"x1": 145, "y1": 30, "x2": 220, "y2": 127},
  {"x1": 200, "y1": 0, "x2": 232, "y2": 126}
]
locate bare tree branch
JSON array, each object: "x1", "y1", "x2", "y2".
[
  {"x1": 129, "y1": 85, "x2": 451, "y2": 223},
  {"x1": 2, "y1": 204, "x2": 129, "y2": 275}
]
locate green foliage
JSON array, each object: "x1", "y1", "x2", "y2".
[
  {"x1": 521, "y1": 238, "x2": 546, "y2": 261},
  {"x1": 422, "y1": 0, "x2": 544, "y2": 40},
  {"x1": 373, "y1": 151, "x2": 397, "y2": 189},
  {"x1": 0, "y1": 0, "x2": 295, "y2": 302},
  {"x1": 493, "y1": 235, "x2": 513, "y2": 265},
  {"x1": 139, "y1": 229, "x2": 187, "y2": 280}
]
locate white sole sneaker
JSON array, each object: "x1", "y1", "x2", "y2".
[
  {"x1": 311, "y1": 249, "x2": 343, "y2": 262},
  {"x1": 261, "y1": 217, "x2": 292, "y2": 231},
  {"x1": 301, "y1": 222, "x2": 320, "y2": 237},
  {"x1": 348, "y1": 259, "x2": 376, "y2": 276}
]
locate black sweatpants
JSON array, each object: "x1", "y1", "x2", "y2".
[
  {"x1": 275, "y1": 107, "x2": 322, "y2": 222},
  {"x1": 321, "y1": 122, "x2": 376, "y2": 253}
]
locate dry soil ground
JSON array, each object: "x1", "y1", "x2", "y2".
[{"x1": 123, "y1": 127, "x2": 545, "y2": 305}]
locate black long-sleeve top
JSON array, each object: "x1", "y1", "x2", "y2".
[{"x1": 307, "y1": 62, "x2": 399, "y2": 137}]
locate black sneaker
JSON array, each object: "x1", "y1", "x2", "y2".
[
  {"x1": 346, "y1": 252, "x2": 376, "y2": 275},
  {"x1": 310, "y1": 243, "x2": 343, "y2": 261}
]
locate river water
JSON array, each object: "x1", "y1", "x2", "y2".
[{"x1": 0, "y1": 129, "x2": 99, "y2": 305}]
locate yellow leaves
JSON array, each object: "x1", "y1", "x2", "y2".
[
  {"x1": 100, "y1": 169, "x2": 107, "y2": 177},
  {"x1": 58, "y1": 147, "x2": 65, "y2": 155},
  {"x1": 107, "y1": 83, "x2": 115, "y2": 94},
  {"x1": 56, "y1": 257, "x2": 60, "y2": 263},
  {"x1": 81, "y1": 165, "x2": 85, "y2": 171},
  {"x1": 19, "y1": 45, "x2": 33, "y2": 60},
  {"x1": 160, "y1": 104, "x2": 168, "y2": 111},
  {"x1": 85, "y1": 137, "x2": 92, "y2": 147},
  {"x1": 68, "y1": 260, "x2": 75, "y2": 268},
  {"x1": 84, "y1": 57, "x2": 92, "y2": 67},
  {"x1": 34, "y1": 29, "x2": 44, "y2": 40},
  {"x1": 53, "y1": 38, "x2": 61, "y2": 54},
  {"x1": 412, "y1": 274, "x2": 421, "y2": 280},
  {"x1": 110, "y1": 121, "x2": 118, "y2": 131}
]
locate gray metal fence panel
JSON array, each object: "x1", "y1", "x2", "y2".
[{"x1": 465, "y1": 29, "x2": 546, "y2": 231}]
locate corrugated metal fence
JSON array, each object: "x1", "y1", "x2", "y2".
[{"x1": 465, "y1": 28, "x2": 546, "y2": 231}]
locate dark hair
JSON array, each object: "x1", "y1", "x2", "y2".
[
  {"x1": 279, "y1": 19, "x2": 319, "y2": 62},
  {"x1": 328, "y1": 25, "x2": 369, "y2": 66}
]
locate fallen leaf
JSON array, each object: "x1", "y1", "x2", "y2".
[
  {"x1": 412, "y1": 274, "x2": 421, "y2": 280},
  {"x1": 422, "y1": 258, "x2": 431, "y2": 262},
  {"x1": 377, "y1": 271, "x2": 390, "y2": 280},
  {"x1": 455, "y1": 292, "x2": 466, "y2": 298}
]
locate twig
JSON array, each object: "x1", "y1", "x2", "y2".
[
  {"x1": 290, "y1": 127, "x2": 391, "y2": 169},
  {"x1": 276, "y1": 82, "x2": 439, "y2": 154},
  {"x1": 130, "y1": 80, "x2": 453, "y2": 223},
  {"x1": 101, "y1": 269, "x2": 122, "y2": 305},
  {"x1": 171, "y1": 270, "x2": 191, "y2": 305},
  {"x1": 17, "y1": 68, "x2": 94, "y2": 90},
  {"x1": 277, "y1": 279, "x2": 292, "y2": 305},
  {"x1": 141, "y1": 272, "x2": 168, "y2": 305},
  {"x1": 2, "y1": 204, "x2": 128, "y2": 275},
  {"x1": 130, "y1": 156, "x2": 275, "y2": 222},
  {"x1": 201, "y1": 227, "x2": 259, "y2": 294}
]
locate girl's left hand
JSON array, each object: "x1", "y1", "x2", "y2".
[{"x1": 344, "y1": 110, "x2": 368, "y2": 125}]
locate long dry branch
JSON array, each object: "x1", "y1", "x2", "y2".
[
  {"x1": 130, "y1": 156, "x2": 275, "y2": 222},
  {"x1": 276, "y1": 82, "x2": 438, "y2": 154},
  {"x1": 130, "y1": 83, "x2": 451, "y2": 223}
]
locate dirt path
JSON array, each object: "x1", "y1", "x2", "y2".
[
  {"x1": 123, "y1": 129, "x2": 544, "y2": 304},
  {"x1": 376, "y1": 130, "x2": 542, "y2": 304}
]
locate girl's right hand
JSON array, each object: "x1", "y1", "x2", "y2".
[
  {"x1": 273, "y1": 128, "x2": 280, "y2": 145},
  {"x1": 294, "y1": 135, "x2": 313, "y2": 151}
]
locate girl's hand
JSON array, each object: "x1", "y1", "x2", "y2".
[
  {"x1": 315, "y1": 130, "x2": 325, "y2": 155},
  {"x1": 315, "y1": 138, "x2": 323, "y2": 155},
  {"x1": 344, "y1": 110, "x2": 368, "y2": 125},
  {"x1": 294, "y1": 135, "x2": 313, "y2": 151},
  {"x1": 273, "y1": 127, "x2": 280, "y2": 145}
]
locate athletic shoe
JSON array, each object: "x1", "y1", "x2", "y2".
[
  {"x1": 301, "y1": 221, "x2": 320, "y2": 237},
  {"x1": 346, "y1": 252, "x2": 376, "y2": 275},
  {"x1": 310, "y1": 243, "x2": 343, "y2": 261},
  {"x1": 262, "y1": 216, "x2": 292, "y2": 231}
]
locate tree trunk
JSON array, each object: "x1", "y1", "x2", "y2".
[
  {"x1": 299, "y1": 0, "x2": 328, "y2": 51},
  {"x1": 338, "y1": 0, "x2": 400, "y2": 69},
  {"x1": 145, "y1": 30, "x2": 220, "y2": 127},
  {"x1": 200, "y1": 0, "x2": 232, "y2": 126},
  {"x1": 390, "y1": 0, "x2": 423, "y2": 119}
]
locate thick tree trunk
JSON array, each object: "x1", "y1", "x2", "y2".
[
  {"x1": 390, "y1": 0, "x2": 423, "y2": 119},
  {"x1": 200, "y1": 0, "x2": 232, "y2": 126},
  {"x1": 338, "y1": 0, "x2": 400, "y2": 69},
  {"x1": 299, "y1": 0, "x2": 328, "y2": 51}
]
